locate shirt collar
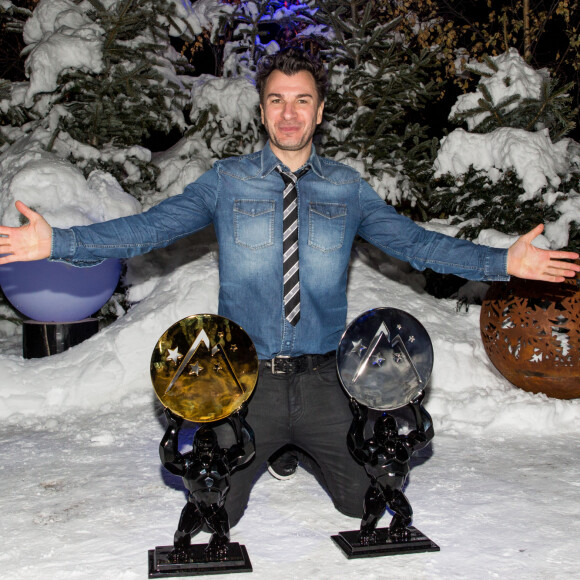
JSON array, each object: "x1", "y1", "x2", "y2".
[{"x1": 260, "y1": 140, "x2": 325, "y2": 179}]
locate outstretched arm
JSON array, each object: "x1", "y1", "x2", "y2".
[
  {"x1": 0, "y1": 202, "x2": 52, "y2": 264},
  {"x1": 507, "y1": 225, "x2": 580, "y2": 282}
]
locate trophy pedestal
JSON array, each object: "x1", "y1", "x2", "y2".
[
  {"x1": 331, "y1": 526, "x2": 439, "y2": 559},
  {"x1": 148, "y1": 543, "x2": 252, "y2": 577}
]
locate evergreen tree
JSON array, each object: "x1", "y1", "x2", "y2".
[
  {"x1": 450, "y1": 52, "x2": 577, "y2": 141},
  {"x1": 311, "y1": 0, "x2": 439, "y2": 217},
  {"x1": 0, "y1": 0, "x2": 196, "y2": 201},
  {"x1": 56, "y1": 0, "x2": 192, "y2": 148},
  {"x1": 431, "y1": 166, "x2": 560, "y2": 241},
  {"x1": 430, "y1": 49, "x2": 579, "y2": 253},
  {"x1": 0, "y1": 1, "x2": 36, "y2": 148},
  {"x1": 221, "y1": 0, "x2": 287, "y2": 78}
]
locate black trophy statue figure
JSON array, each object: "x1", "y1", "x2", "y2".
[
  {"x1": 347, "y1": 392, "x2": 433, "y2": 545},
  {"x1": 333, "y1": 307, "x2": 440, "y2": 558},
  {"x1": 159, "y1": 406, "x2": 255, "y2": 563}
]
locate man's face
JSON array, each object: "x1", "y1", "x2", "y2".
[{"x1": 260, "y1": 70, "x2": 324, "y2": 161}]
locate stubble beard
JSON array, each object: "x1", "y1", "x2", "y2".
[{"x1": 264, "y1": 119, "x2": 318, "y2": 154}]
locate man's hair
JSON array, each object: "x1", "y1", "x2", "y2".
[{"x1": 255, "y1": 47, "x2": 328, "y2": 104}]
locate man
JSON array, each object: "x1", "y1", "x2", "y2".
[{"x1": 1, "y1": 48, "x2": 578, "y2": 527}]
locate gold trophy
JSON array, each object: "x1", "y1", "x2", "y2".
[{"x1": 148, "y1": 314, "x2": 258, "y2": 577}]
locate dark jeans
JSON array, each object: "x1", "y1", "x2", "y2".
[{"x1": 216, "y1": 357, "x2": 370, "y2": 527}]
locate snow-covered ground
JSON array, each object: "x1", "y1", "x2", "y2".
[{"x1": 1, "y1": 237, "x2": 578, "y2": 580}]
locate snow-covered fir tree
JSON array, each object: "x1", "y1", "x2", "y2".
[
  {"x1": 311, "y1": 0, "x2": 439, "y2": 216},
  {"x1": 450, "y1": 48, "x2": 576, "y2": 142},
  {"x1": 431, "y1": 49, "x2": 580, "y2": 253},
  {"x1": 0, "y1": 0, "x2": 199, "y2": 201},
  {"x1": 220, "y1": 0, "x2": 317, "y2": 78}
]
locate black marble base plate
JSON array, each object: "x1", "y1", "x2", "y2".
[
  {"x1": 148, "y1": 543, "x2": 252, "y2": 577},
  {"x1": 331, "y1": 526, "x2": 440, "y2": 559}
]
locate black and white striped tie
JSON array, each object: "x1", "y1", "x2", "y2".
[{"x1": 277, "y1": 165, "x2": 308, "y2": 326}]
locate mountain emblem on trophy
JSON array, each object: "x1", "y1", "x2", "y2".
[
  {"x1": 150, "y1": 315, "x2": 258, "y2": 422},
  {"x1": 337, "y1": 308, "x2": 433, "y2": 410}
]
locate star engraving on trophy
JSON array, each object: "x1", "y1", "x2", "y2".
[
  {"x1": 350, "y1": 339, "x2": 367, "y2": 357},
  {"x1": 397, "y1": 324, "x2": 402, "y2": 330},
  {"x1": 166, "y1": 347, "x2": 183, "y2": 364},
  {"x1": 213, "y1": 363, "x2": 223, "y2": 372},
  {"x1": 230, "y1": 344, "x2": 238, "y2": 352},
  {"x1": 371, "y1": 353, "x2": 386, "y2": 366},
  {"x1": 393, "y1": 352, "x2": 404, "y2": 364},
  {"x1": 408, "y1": 335, "x2": 415, "y2": 343},
  {"x1": 188, "y1": 361, "x2": 204, "y2": 376}
]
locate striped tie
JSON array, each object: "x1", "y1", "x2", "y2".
[{"x1": 277, "y1": 165, "x2": 308, "y2": 326}]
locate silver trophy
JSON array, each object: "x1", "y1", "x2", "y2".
[
  {"x1": 332, "y1": 307, "x2": 439, "y2": 558},
  {"x1": 337, "y1": 307, "x2": 433, "y2": 410}
]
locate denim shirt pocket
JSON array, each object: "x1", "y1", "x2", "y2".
[
  {"x1": 308, "y1": 202, "x2": 347, "y2": 252},
  {"x1": 233, "y1": 199, "x2": 276, "y2": 249}
]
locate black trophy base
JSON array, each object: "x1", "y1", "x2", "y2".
[
  {"x1": 23, "y1": 318, "x2": 99, "y2": 358},
  {"x1": 331, "y1": 526, "x2": 440, "y2": 559},
  {"x1": 148, "y1": 543, "x2": 252, "y2": 577}
]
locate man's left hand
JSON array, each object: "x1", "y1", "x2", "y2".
[{"x1": 507, "y1": 225, "x2": 580, "y2": 282}]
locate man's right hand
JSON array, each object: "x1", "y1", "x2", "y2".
[{"x1": 0, "y1": 201, "x2": 52, "y2": 264}]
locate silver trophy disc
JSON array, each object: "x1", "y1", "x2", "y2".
[{"x1": 337, "y1": 307, "x2": 433, "y2": 410}]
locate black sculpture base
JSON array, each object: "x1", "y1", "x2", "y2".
[
  {"x1": 23, "y1": 318, "x2": 99, "y2": 358},
  {"x1": 331, "y1": 526, "x2": 439, "y2": 559},
  {"x1": 148, "y1": 543, "x2": 252, "y2": 577}
]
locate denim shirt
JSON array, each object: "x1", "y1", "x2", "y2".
[{"x1": 51, "y1": 143, "x2": 508, "y2": 359}]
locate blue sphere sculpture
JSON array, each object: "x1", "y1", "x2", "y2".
[{"x1": 0, "y1": 259, "x2": 122, "y2": 322}]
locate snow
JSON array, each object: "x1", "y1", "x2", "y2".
[
  {"x1": 0, "y1": 148, "x2": 142, "y2": 228},
  {"x1": 152, "y1": 137, "x2": 214, "y2": 203},
  {"x1": 433, "y1": 127, "x2": 569, "y2": 201},
  {"x1": 189, "y1": 74, "x2": 261, "y2": 147},
  {"x1": 450, "y1": 49, "x2": 550, "y2": 130},
  {"x1": 22, "y1": 0, "x2": 94, "y2": 44},
  {"x1": 24, "y1": 26, "x2": 103, "y2": 107},
  {"x1": 1, "y1": 235, "x2": 579, "y2": 579},
  {"x1": 546, "y1": 193, "x2": 580, "y2": 249},
  {"x1": 166, "y1": 0, "x2": 235, "y2": 39},
  {"x1": 22, "y1": 0, "x2": 104, "y2": 107},
  {"x1": 0, "y1": 2, "x2": 579, "y2": 578}
]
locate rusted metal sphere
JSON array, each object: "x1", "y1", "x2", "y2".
[{"x1": 480, "y1": 271, "x2": 580, "y2": 399}]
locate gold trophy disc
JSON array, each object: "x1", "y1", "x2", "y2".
[{"x1": 150, "y1": 314, "x2": 258, "y2": 422}]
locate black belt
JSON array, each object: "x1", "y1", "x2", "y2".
[{"x1": 264, "y1": 351, "x2": 336, "y2": 374}]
